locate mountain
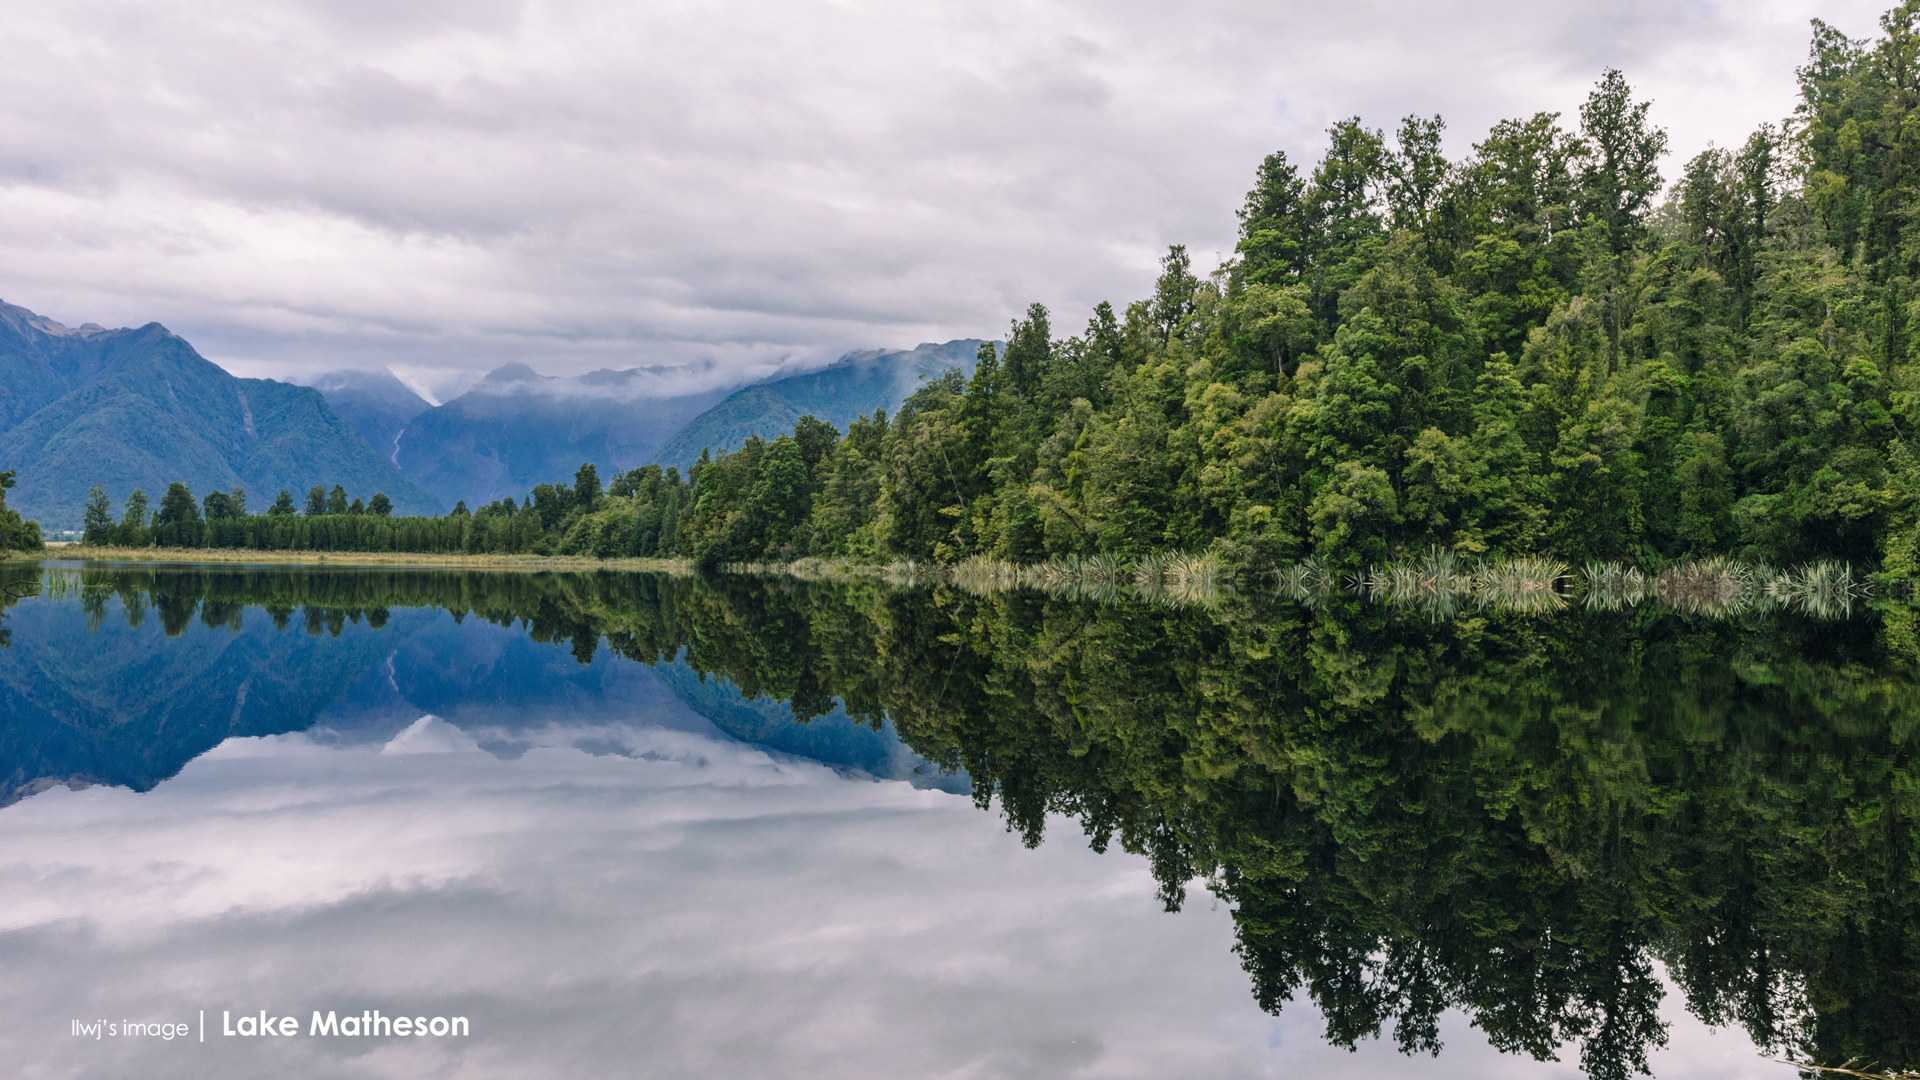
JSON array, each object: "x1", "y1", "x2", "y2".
[
  {"x1": 0, "y1": 300, "x2": 439, "y2": 527},
  {"x1": 309, "y1": 369, "x2": 433, "y2": 466},
  {"x1": 649, "y1": 339, "x2": 986, "y2": 470},
  {"x1": 394, "y1": 363, "x2": 731, "y2": 508}
]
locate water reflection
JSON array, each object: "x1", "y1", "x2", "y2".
[{"x1": 1, "y1": 561, "x2": 1916, "y2": 1078}]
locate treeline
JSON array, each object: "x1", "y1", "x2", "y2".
[
  {"x1": 669, "y1": 14, "x2": 1920, "y2": 574},
  {"x1": 68, "y1": 10, "x2": 1920, "y2": 574},
  {"x1": 75, "y1": 465, "x2": 682, "y2": 557}
]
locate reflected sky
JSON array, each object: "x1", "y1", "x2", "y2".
[
  {"x1": 2, "y1": 718, "x2": 1777, "y2": 1080},
  {"x1": 0, "y1": 571, "x2": 1825, "y2": 1078}
]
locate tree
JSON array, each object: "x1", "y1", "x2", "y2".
[
  {"x1": 369, "y1": 492, "x2": 392, "y2": 516},
  {"x1": 573, "y1": 463, "x2": 602, "y2": 512},
  {"x1": 1386, "y1": 114, "x2": 1449, "y2": 235},
  {"x1": 122, "y1": 489, "x2": 149, "y2": 531},
  {"x1": 326, "y1": 485, "x2": 349, "y2": 516},
  {"x1": 792, "y1": 415, "x2": 841, "y2": 474},
  {"x1": 1150, "y1": 245, "x2": 1201, "y2": 342},
  {"x1": 531, "y1": 483, "x2": 572, "y2": 529},
  {"x1": 202, "y1": 490, "x2": 239, "y2": 520},
  {"x1": 349, "y1": 497, "x2": 365, "y2": 515},
  {"x1": 305, "y1": 486, "x2": 328, "y2": 517},
  {"x1": 1002, "y1": 302, "x2": 1052, "y2": 396},
  {"x1": 1236, "y1": 151, "x2": 1309, "y2": 285},
  {"x1": 1576, "y1": 68, "x2": 1668, "y2": 256},
  {"x1": 83, "y1": 485, "x2": 113, "y2": 542},
  {"x1": 269, "y1": 490, "x2": 297, "y2": 517},
  {"x1": 1576, "y1": 69, "x2": 1668, "y2": 368},
  {"x1": 156, "y1": 482, "x2": 199, "y2": 528},
  {"x1": 1305, "y1": 117, "x2": 1389, "y2": 323},
  {"x1": 0, "y1": 469, "x2": 41, "y2": 553}
]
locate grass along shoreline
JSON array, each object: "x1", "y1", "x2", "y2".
[
  {"x1": 21, "y1": 544, "x2": 695, "y2": 574},
  {"x1": 6, "y1": 545, "x2": 1881, "y2": 620}
]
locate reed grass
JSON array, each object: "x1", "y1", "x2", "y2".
[
  {"x1": 1767, "y1": 559, "x2": 1868, "y2": 618},
  {"x1": 1473, "y1": 556, "x2": 1569, "y2": 613},
  {"x1": 944, "y1": 551, "x2": 1226, "y2": 607},
  {"x1": 1655, "y1": 555, "x2": 1754, "y2": 615},
  {"x1": 1161, "y1": 552, "x2": 1225, "y2": 607},
  {"x1": 1277, "y1": 555, "x2": 1336, "y2": 605},
  {"x1": 1285, "y1": 550, "x2": 1569, "y2": 615},
  {"x1": 1578, "y1": 557, "x2": 1868, "y2": 618},
  {"x1": 1357, "y1": 546, "x2": 1473, "y2": 620},
  {"x1": 1582, "y1": 561, "x2": 1652, "y2": 611}
]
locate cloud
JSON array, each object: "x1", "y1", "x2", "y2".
[
  {"x1": 0, "y1": 0, "x2": 1891, "y2": 387},
  {"x1": 0, "y1": 720, "x2": 1777, "y2": 1079}
]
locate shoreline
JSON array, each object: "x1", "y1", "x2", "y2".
[{"x1": 21, "y1": 545, "x2": 696, "y2": 574}]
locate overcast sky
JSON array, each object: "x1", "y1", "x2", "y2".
[{"x1": 0, "y1": 0, "x2": 1893, "y2": 401}]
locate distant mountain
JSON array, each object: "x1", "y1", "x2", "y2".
[
  {"x1": 649, "y1": 339, "x2": 986, "y2": 470},
  {"x1": 0, "y1": 300, "x2": 439, "y2": 528},
  {"x1": 394, "y1": 363, "x2": 730, "y2": 508},
  {"x1": 310, "y1": 369, "x2": 433, "y2": 466}
]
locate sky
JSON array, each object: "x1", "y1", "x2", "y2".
[{"x1": 0, "y1": 0, "x2": 1895, "y2": 401}]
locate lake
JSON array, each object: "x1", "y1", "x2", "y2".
[{"x1": 0, "y1": 561, "x2": 1911, "y2": 1079}]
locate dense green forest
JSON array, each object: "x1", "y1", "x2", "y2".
[
  {"x1": 8, "y1": 561, "x2": 1915, "y2": 1077},
  {"x1": 56, "y1": 8, "x2": 1920, "y2": 578}
]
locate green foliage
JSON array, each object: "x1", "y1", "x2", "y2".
[
  {"x1": 72, "y1": 18, "x2": 1920, "y2": 582},
  {"x1": 557, "y1": 28, "x2": 1920, "y2": 581},
  {"x1": 0, "y1": 470, "x2": 42, "y2": 554}
]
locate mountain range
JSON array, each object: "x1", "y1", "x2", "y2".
[
  {"x1": 384, "y1": 364, "x2": 729, "y2": 508},
  {"x1": 0, "y1": 301, "x2": 438, "y2": 528},
  {"x1": 308, "y1": 368, "x2": 433, "y2": 466},
  {"x1": 0, "y1": 298, "x2": 986, "y2": 527}
]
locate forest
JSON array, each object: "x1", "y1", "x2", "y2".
[{"x1": 58, "y1": 8, "x2": 1920, "y2": 580}]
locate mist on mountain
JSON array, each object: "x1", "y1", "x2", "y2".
[
  {"x1": 392, "y1": 362, "x2": 731, "y2": 508},
  {"x1": 309, "y1": 369, "x2": 434, "y2": 466},
  {"x1": 649, "y1": 340, "x2": 988, "y2": 471}
]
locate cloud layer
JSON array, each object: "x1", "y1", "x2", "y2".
[{"x1": 0, "y1": 0, "x2": 1890, "y2": 395}]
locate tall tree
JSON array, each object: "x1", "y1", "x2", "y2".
[
  {"x1": 1575, "y1": 68, "x2": 1668, "y2": 365},
  {"x1": 122, "y1": 489, "x2": 149, "y2": 531},
  {"x1": 1236, "y1": 151, "x2": 1309, "y2": 285},
  {"x1": 156, "y1": 483, "x2": 199, "y2": 528}
]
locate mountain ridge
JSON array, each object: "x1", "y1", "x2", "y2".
[
  {"x1": 649, "y1": 339, "x2": 987, "y2": 470},
  {"x1": 0, "y1": 301, "x2": 439, "y2": 527},
  {"x1": 393, "y1": 364, "x2": 729, "y2": 507}
]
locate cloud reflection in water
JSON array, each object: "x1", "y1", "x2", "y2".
[{"x1": 1, "y1": 711, "x2": 1774, "y2": 1079}]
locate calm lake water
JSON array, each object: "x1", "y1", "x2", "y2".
[{"x1": 0, "y1": 562, "x2": 1912, "y2": 1080}]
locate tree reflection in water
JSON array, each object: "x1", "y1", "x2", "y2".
[{"x1": 2, "y1": 561, "x2": 1916, "y2": 1078}]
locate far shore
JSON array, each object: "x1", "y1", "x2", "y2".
[{"x1": 22, "y1": 545, "x2": 696, "y2": 574}]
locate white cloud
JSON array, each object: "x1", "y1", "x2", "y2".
[
  {"x1": 0, "y1": 0, "x2": 1891, "y2": 386},
  {"x1": 0, "y1": 723, "x2": 1778, "y2": 1079}
]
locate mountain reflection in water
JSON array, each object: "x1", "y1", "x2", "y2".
[{"x1": 1, "y1": 561, "x2": 1915, "y2": 1079}]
